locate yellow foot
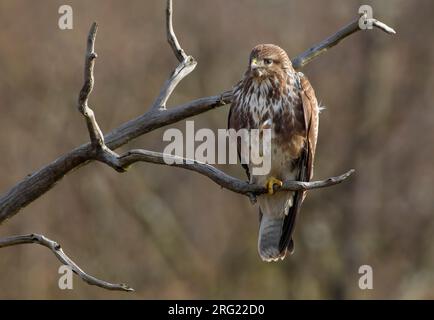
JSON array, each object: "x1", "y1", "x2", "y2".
[{"x1": 265, "y1": 177, "x2": 283, "y2": 195}]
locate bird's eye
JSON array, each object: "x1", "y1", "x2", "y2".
[{"x1": 263, "y1": 58, "x2": 273, "y2": 65}]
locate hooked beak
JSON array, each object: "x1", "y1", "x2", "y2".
[
  {"x1": 251, "y1": 58, "x2": 258, "y2": 69},
  {"x1": 250, "y1": 59, "x2": 263, "y2": 77}
]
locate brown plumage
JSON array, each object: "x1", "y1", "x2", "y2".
[{"x1": 228, "y1": 44, "x2": 319, "y2": 261}]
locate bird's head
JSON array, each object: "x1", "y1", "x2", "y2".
[{"x1": 248, "y1": 44, "x2": 292, "y2": 80}]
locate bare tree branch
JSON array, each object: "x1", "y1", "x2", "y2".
[
  {"x1": 291, "y1": 14, "x2": 396, "y2": 69},
  {"x1": 166, "y1": 0, "x2": 187, "y2": 62},
  {"x1": 78, "y1": 22, "x2": 105, "y2": 149},
  {"x1": 0, "y1": 234, "x2": 133, "y2": 292},
  {"x1": 116, "y1": 149, "x2": 355, "y2": 195},
  {"x1": 77, "y1": 22, "x2": 124, "y2": 171},
  {"x1": 88, "y1": 147, "x2": 355, "y2": 195},
  {"x1": 0, "y1": 2, "x2": 395, "y2": 292},
  {"x1": 371, "y1": 19, "x2": 396, "y2": 34},
  {"x1": 152, "y1": 0, "x2": 197, "y2": 110},
  {"x1": 0, "y1": 91, "x2": 234, "y2": 224},
  {"x1": 152, "y1": 57, "x2": 197, "y2": 111},
  {"x1": 0, "y1": 11, "x2": 395, "y2": 224}
]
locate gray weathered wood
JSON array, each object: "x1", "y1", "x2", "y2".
[
  {"x1": 0, "y1": 10, "x2": 395, "y2": 224},
  {"x1": 0, "y1": 234, "x2": 133, "y2": 291}
]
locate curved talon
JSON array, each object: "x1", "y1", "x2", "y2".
[{"x1": 266, "y1": 177, "x2": 283, "y2": 195}]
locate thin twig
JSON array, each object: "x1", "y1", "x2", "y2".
[
  {"x1": 166, "y1": 0, "x2": 187, "y2": 62},
  {"x1": 0, "y1": 234, "x2": 133, "y2": 292},
  {"x1": 291, "y1": 15, "x2": 396, "y2": 69},
  {"x1": 151, "y1": 57, "x2": 197, "y2": 111},
  {"x1": 78, "y1": 22, "x2": 105, "y2": 149},
  {"x1": 77, "y1": 22, "x2": 125, "y2": 170},
  {"x1": 152, "y1": 0, "x2": 197, "y2": 110},
  {"x1": 371, "y1": 18, "x2": 397, "y2": 34}
]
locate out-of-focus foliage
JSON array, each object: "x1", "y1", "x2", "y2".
[{"x1": 0, "y1": 0, "x2": 433, "y2": 299}]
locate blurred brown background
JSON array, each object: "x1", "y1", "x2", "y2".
[{"x1": 0, "y1": 0, "x2": 433, "y2": 299}]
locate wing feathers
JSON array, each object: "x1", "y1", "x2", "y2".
[
  {"x1": 299, "y1": 73, "x2": 319, "y2": 181},
  {"x1": 279, "y1": 74, "x2": 319, "y2": 255}
]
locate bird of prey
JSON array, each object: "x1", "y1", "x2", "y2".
[{"x1": 228, "y1": 44, "x2": 319, "y2": 261}]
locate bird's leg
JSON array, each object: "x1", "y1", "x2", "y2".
[{"x1": 265, "y1": 176, "x2": 283, "y2": 195}]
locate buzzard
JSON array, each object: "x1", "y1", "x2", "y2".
[{"x1": 228, "y1": 44, "x2": 319, "y2": 261}]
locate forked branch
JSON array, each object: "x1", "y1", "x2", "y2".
[{"x1": 152, "y1": 0, "x2": 197, "y2": 110}]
